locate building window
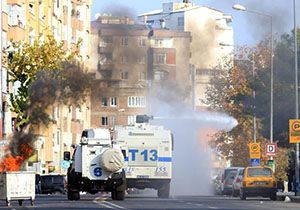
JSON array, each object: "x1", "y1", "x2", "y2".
[
  {"x1": 99, "y1": 53, "x2": 112, "y2": 62},
  {"x1": 138, "y1": 37, "x2": 147, "y2": 47},
  {"x1": 128, "y1": 115, "x2": 136, "y2": 125},
  {"x1": 138, "y1": 72, "x2": 146, "y2": 81},
  {"x1": 110, "y1": 116, "x2": 116, "y2": 127},
  {"x1": 196, "y1": 69, "x2": 217, "y2": 76},
  {"x1": 154, "y1": 54, "x2": 166, "y2": 64},
  {"x1": 121, "y1": 71, "x2": 129, "y2": 80},
  {"x1": 121, "y1": 55, "x2": 128, "y2": 63},
  {"x1": 138, "y1": 55, "x2": 146, "y2": 64},
  {"x1": 100, "y1": 36, "x2": 113, "y2": 46},
  {"x1": 121, "y1": 37, "x2": 128, "y2": 46},
  {"x1": 154, "y1": 71, "x2": 167, "y2": 81},
  {"x1": 110, "y1": 97, "x2": 117, "y2": 107},
  {"x1": 154, "y1": 39, "x2": 164, "y2": 47},
  {"x1": 101, "y1": 97, "x2": 108, "y2": 107},
  {"x1": 128, "y1": 96, "x2": 146, "y2": 107},
  {"x1": 101, "y1": 116, "x2": 108, "y2": 126},
  {"x1": 178, "y1": 17, "x2": 184, "y2": 27}
]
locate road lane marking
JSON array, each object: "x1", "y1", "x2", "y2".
[
  {"x1": 93, "y1": 197, "x2": 129, "y2": 210},
  {"x1": 103, "y1": 201, "x2": 127, "y2": 209}
]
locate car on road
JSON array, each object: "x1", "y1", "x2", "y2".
[
  {"x1": 232, "y1": 167, "x2": 245, "y2": 197},
  {"x1": 40, "y1": 174, "x2": 67, "y2": 194},
  {"x1": 240, "y1": 166, "x2": 277, "y2": 200},
  {"x1": 221, "y1": 167, "x2": 243, "y2": 195}
]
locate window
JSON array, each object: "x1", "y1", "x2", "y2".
[
  {"x1": 178, "y1": 17, "x2": 184, "y2": 27},
  {"x1": 121, "y1": 37, "x2": 128, "y2": 46},
  {"x1": 138, "y1": 72, "x2": 146, "y2": 81},
  {"x1": 138, "y1": 37, "x2": 147, "y2": 47},
  {"x1": 101, "y1": 117, "x2": 108, "y2": 126},
  {"x1": 121, "y1": 55, "x2": 128, "y2": 63},
  {"x1": 110, "y1": 97, "x2": 117, "y2": 107},
  {"x1": 154, "y1": 71, "x2": 167, "y2": 81},
  {"x1": 121, "y1": 71, "x2": 129, "y2": 80},
  {"x1": 128, "y1": 96, "x2": 146, "y2": 107},
  {"x1": 154, "y1": 54, "x2": 166, "y2": 64},
  {"x1": 101, "y1": 97, "x2": 108, "y2": 107},
  {"x1": 196, "y1": 69, "x2": 217, "y2": 76},
  {"x1": 110, "y1": 116, "x2": 116, "y2": 127},
  {"x1": 138, "y1": 55, "x2": 146, "y2": 64},
  {"x1": 128, "y1": 115, "x2": 136, "y2": 125},
  {"x1": 100, "y1": 36, "x2": 113, "y2": 45}
]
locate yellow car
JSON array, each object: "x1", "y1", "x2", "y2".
[{"x1": 240, "y1": 166, "x2": 277, "y2": 200}]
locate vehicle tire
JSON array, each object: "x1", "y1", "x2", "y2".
[
  {"x1": 115, "y1": 190, "x2": 125, "y2": 200},
  {"x1": 67, "y1": 188, "x2": 80, "y2": 200},
  {"x1": 270, "y1": 193, "x2": 277, "y2": 201},
  {"x1": 111, "y1": 191, "x2": 116, "y2": 200},
  {"x1": 30, "y1": 199, "x2": 34, "y2": 206},
  {"x1": 157, "y1": 183, "x2": 170, "y2": 198},
  {"x1": 18, "y1": 200, "x2": 23, "y2": 206},
  {"x1": 240, "y1": 190, "x2": 246, "y2": 200},
  {"x1": 6, "y1": 199, "x2": 10, "y2": 206}
]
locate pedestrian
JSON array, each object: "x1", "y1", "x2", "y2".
[{"x1": 277, "y1": 178, "x2": 284, "y2": 192}]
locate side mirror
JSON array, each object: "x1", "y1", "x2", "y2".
[{"x1": 63, "y1": 151, "x2": 71, "y2": 161}]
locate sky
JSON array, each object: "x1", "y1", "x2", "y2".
[{"x1": 91, "y1": 0, "x2": 300, "y2": 46}]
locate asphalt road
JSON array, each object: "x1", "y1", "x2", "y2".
[{"x1": 0, "y1": 194, "x2": 299, "y2": 210}]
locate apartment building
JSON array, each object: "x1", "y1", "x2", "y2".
[
  {"x1": 2, "y1": 0, "x2": 92, "y2": 174},
  {"x1": 90, "y1": 15, "x2": 191, "y2": 128},
  {"x1": 138, "y1": 1, "x2": 234, "y2": 110}
]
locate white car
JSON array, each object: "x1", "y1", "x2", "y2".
[{"x1": 232, "y1": 168, "x2": 245, "y2": 197}]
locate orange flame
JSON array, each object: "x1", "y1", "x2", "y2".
[{"x1": 0, "y1": 144, "x2": 34, "y2": 172}]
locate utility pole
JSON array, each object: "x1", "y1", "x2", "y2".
[{"x1": 294, "y1": 0, "x2": 299, "y2": 196}]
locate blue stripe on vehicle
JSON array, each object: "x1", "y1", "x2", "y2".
[
  {"x1": 158, "y1": 157, "x2": 172, "y2": 162},
  {"x1": 124, "y1": 157, "x2": 172, "y2": 162}
]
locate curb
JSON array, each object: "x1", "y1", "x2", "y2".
[{"x1": 277, "y1": 194, "x2": 300, "y2": 203}]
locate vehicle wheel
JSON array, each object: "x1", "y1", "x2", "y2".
[
  {"x1": 112, "y1": 190, "x2": 125, "y2": 200},
  {"x1": 111, "y1": 191, "x2": 116, "y2": 200},
  {"x1": 30, "y1": 199, "x2": 34, "y2": 206},
  {"x1": 240, "y1": 190, "x2": 246, "y2": 200},
  {"x1": 18, "y1": 200, "x2": 23, "y2": 206},
  {"x1": 270, "y1": 193, "x2": 277, "y2": 201},
  {"x1": 67, "y1": 188, "x2": 80, "y2": 200},
  {"x1": 157, "y1": 183, "x2": 170, "y2": 198}
]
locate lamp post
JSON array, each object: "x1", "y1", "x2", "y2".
[
  {"x1": 293, "y1": 0, "x2": 299, "y2": 195},
  {"x1": 233, "y1": 4, "x2": 274, "y2": 145}
]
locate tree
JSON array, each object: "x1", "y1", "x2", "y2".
[{"x1": 6, "y1": 35, "x2": 80, "y2": 128}]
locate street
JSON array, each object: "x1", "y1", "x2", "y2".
[{"x1": 0, "y1": 194, "x2": 298, "y2": 210}]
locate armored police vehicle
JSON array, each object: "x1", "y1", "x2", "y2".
[
  {"x1": 113, "y1": 115, "x2": 173, "y2": 198},
  {"x1": 64, "y1": 128, "x2": 126, "y2": 201}
]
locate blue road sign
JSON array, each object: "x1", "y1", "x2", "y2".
[{"x1": 251, "y1": 158, "x2": 260, "y2": 167}]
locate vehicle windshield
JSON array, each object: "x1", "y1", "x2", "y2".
[{"x1": 247, "y1": 168, "x2": 272, "y2": 177}]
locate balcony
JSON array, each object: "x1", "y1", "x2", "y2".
[
  {"x1": 98, "y1": 46, "x2": 113, "y2": 54},
  {"x1": 97, "y1": 63, "x2": 113, "y2": 71}
]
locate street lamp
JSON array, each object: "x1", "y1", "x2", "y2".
[{"x1": 232, "y1": 4, "x2": 274, "y2": 144}]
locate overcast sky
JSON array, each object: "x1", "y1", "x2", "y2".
[{"x1": 91, "y1": 0, "x2": 300, "y2": 46}]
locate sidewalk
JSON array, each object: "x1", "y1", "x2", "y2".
[{"x1": 277, "y1": 192, "x2": 300, "y2": 203}]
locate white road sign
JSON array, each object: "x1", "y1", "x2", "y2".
[{"x1": 266, "y1": 143, "x2": 277, "y2": 156}]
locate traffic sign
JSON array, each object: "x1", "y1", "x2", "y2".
[
  {"x1": 289, "y1": 119, "x2": 300, "y2": 143},
  {"x1": 266, "y1": 143, "x2": 277, "y2": 156},
  {"x1": 249, "y1": 143, "x2": 261, "y2": 159},
  {"x1": 251, "y1": 158, "x2": 260, "y2": 166}
]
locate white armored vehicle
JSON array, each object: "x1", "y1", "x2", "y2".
[
  {"x1": 113, "y1": 115, "x2": 173, "y2": 198},
  {"x1": 64, "y1": 128, "x2": 126, "y2": 200}
]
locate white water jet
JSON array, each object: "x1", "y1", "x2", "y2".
[{"x1": 151, "y1": 103, "x2": 237, "y2": 196}]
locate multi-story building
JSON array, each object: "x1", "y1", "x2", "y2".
[
  {"x1": 138, "y1": 0, "x2": 234, "y2": 110},
  {"x1": 2, "y1": 0, "x2": 92, "y2": 174},
  {"x1": 90, "y1": 15, "x2": 191, "y2": 127}
]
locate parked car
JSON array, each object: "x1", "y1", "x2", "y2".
[
  {"x1": 232, "y1": 168, "x2": 245, "y2": 197},
  {"x1": 221, "y1": 167, "x2": 243, "y2": 195},
  {"x1": 40, "y1": 174, "x2": 66, "y2": 194},
  {"x1": 240, "y1": 166, "x2": 277, "y2": 200},
  {"x1": 223, "y1": 171, "x2": 237, "y2": 195}
]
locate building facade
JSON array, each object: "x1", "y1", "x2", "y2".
[
  {"x1": 90, "y1": 16, "x2": 191, "y2": 128},
  {"x1": 138, "y1": 1, "x2": 234, "y2": 110},
  {"x1": 1, "y1": 0, "x2": 92, "y2": 174}
]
